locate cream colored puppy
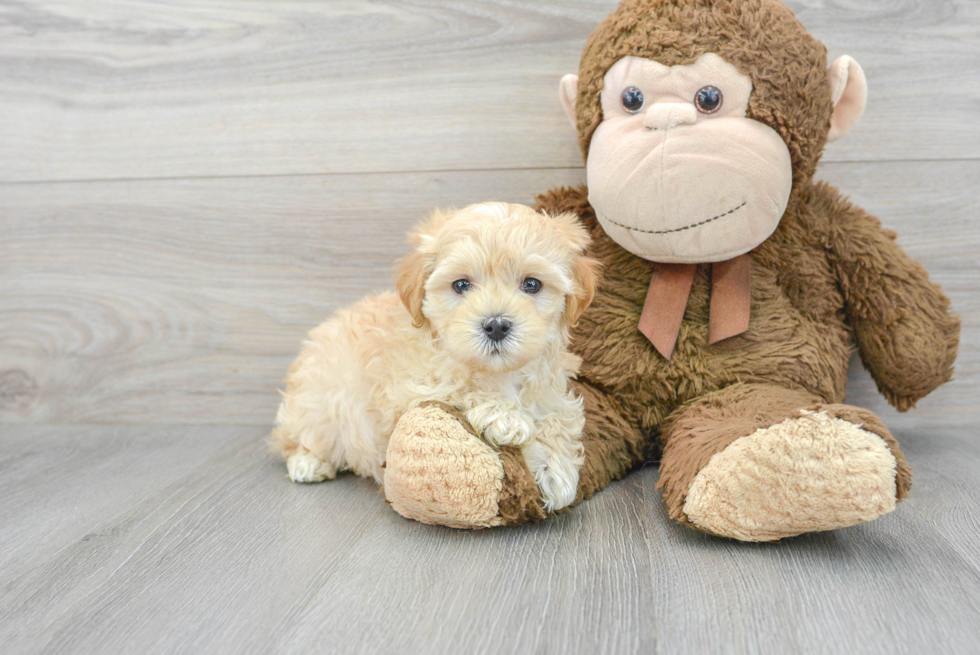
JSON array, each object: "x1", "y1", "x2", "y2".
[{"x1": 271, "y1": 202, "x2": 599, "y2": 511}]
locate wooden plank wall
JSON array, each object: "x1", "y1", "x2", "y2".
[{"x1": 1, "y1": 0, "x2": 978, "y2": 429}]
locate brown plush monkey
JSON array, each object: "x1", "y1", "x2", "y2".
[{"x1": 382, "y1": 0, "x2": 960, "y2": 541}]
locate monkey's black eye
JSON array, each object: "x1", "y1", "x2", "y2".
[
  {"x1": 452, "y1": 279, "x2": 472, "y2": 294},
  {"x1": 621, "y1": 86, "x2": 645, "y2": 114},
  {"x1": 695, "y1": 85, "x2": 723, "y2": 114},
  {"x1": 521, "y1": 278, "x2": 542, "y2": 294}
]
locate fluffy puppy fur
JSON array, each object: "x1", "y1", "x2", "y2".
[{"x1": 270, "y1": 202, "x2": 600, "y2": 511}]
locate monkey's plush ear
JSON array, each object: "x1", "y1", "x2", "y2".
[
  {"x1": 827, "y1": 55, "x2": 867, "y2": 142},
  {"x1": 559, "y1": 74, "x2": 579, "y2": 129}
]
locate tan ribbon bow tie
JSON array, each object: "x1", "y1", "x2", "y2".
[{"x1": 638, "y1": 253, "x2": 752, "y2": 360}]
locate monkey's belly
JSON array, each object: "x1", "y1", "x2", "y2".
[{"x1": 571, "y1": 264, "x2": 851, "y2": 436}]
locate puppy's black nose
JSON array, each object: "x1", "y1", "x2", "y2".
[{"x1": 483, "y1": 317, "x2": 512, "y2": 343}]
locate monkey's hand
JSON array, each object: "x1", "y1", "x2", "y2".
[{"x1": 817, "y1": 182, "x2": 960, "y2": 411}]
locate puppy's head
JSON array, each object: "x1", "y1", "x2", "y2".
[{"x1": 397, "y1": 203, "x2": 599, "y2": 373}]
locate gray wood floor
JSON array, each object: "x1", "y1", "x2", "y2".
[{"x1": 1, "y1": 1, "x2": 979, "y2": 653}]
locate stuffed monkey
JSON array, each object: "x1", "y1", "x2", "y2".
[{"x1": 382, "y1": 0, "x2": 960, "y2": 541}]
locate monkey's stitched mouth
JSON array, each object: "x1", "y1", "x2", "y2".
[{"x1": 599, "y1": 201, "x2": 748, "y2": 235}]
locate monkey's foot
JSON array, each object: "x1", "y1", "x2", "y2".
[
  {"x1": 681, "y1": 409, "x2": 908, "y2": 542},
  {"x1": 384, "y1": 402, "x2": 547, "y2": 529}
]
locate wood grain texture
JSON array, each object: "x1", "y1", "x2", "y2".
[
  {"x1": 1, "y1": 0, "x2": 978, "y2": 183},
  {"x1": 1, "y1": 163, "x2": 976, "y2": 425},
  {"x1": 0, "y1": 168, "x2": 587, "y2": 423},
  {"x1": 1, "y1": 424, "x2": 979, "y2": 655},
  {"x1": 2, "y1": 2, "x2": 979, "y2": 653},
  {"x1": 0, "y1": 424, "x2": 265, "y2": 582}
]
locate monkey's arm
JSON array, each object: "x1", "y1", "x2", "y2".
[{"x1": 814, "y1": 182, "x2": 960, "y2": 411}]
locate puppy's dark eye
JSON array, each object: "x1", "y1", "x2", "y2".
[
  {"x1": 621, "y1": 86, "x2": 644, "y2": 114},
  {"x1": 695, "y1": 85, "x2": 723, "y2": 114},
  {"x1": 452, "y1": 279, "x2": 471, "y2": 294},
  {"x1": 521, "y1": 278, "x2": 542, "y2": 294}
]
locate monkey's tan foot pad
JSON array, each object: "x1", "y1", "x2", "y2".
[
  {"x1": 682, "y1": 410, "x2": 901, "y2": 542},
  {"x1": 384, "y1": 403, "x2": 505, "y2": 529}
]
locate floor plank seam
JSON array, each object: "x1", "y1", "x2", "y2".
[{"x1": 2, "y1": 157, "x2": 978, "y2": 187}]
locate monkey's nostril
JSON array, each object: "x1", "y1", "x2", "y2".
[{"x1": 482, "y1": 317, "x2": 512, "y2": 343}]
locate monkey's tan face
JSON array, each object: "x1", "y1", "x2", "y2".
[{"x1": 585, "y1": 54, "x2": 793, "y2": 264}]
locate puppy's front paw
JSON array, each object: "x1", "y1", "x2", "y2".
[
  {"x1": 468, "y1": 406, "x2": 534, "y2": 447},
  {"x1": 286, "y1": 451, "x2": 336, "y2": 483},
  {"x1": 524, "y1": 442, "x2": 580, "y2": 512},
  {"x1": 485, "y1": 414, "x2": 534, "y2": 447}
]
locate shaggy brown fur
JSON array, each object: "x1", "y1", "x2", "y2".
[{"x1": 485, "y1": 0, "x2": 959, "y2": 530}]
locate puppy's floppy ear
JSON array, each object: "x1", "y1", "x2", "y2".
[
  {"x1": 549, "y1": 211, "x2": 592, "y2": 253},
  {"x1": 396, "y1": 250, "x2": 431, "y2": 328},
  {"x1": 566, "y1": 253, "x2": 601, "y2": 328},
  {"x1": 396, "y1": 208, "x2": 453, "y2": 328},
  {"x1": 549, "y1": 212, "x2": 600, "y2": 327}
]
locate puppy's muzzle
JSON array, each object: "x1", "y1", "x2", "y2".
[{"x1": 482, "y1": 316, "x2": 512, "y2": 343}]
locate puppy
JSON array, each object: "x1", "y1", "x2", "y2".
[{"x1": 270, "y1": 202, "x2": 599, "y2": 511}]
